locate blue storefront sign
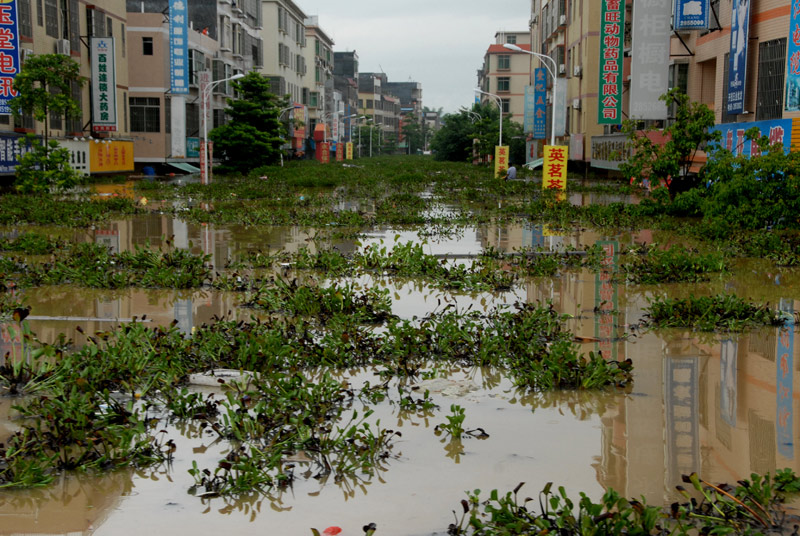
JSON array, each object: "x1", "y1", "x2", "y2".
[
  {"x1": 726, "y1": 0, "x2": 751, "y2": 115},
  {"x1": 0, "y1": 134, "x2": 31, "y2": 173},
  {"x1": 0, "y1": 0, "x2": 21, "y2": 115},
  {"x1": 710, "y1": 118, "x2": 793, "y2": 157},
  {"x1": 523, "y1": 85, "x2": 535, "y2": 134},
  {"x1": 533, "y1": 68, "x2": 547, "y2": 140},
  {"x1": 186, "y1": 137, "x2": 199, "y2": 158},
  {"x1": 777, "y1": 299, "x2": 794, "y2": 460},
  {"x1": 673, "y1": 0, "x2": 709, "y2": 31},
  {"x1": 785, "y1": 0, "x2": 800, "y2": 111},
  {"x1": 169, "y1": 0, "x2": 189, "y2": 95}
]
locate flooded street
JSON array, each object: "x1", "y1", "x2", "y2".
[{"x1": 1, "y1": 194, "x2": 799, "y2": 535}]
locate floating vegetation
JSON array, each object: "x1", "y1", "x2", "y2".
[
  {"x1": 0, "y1": 194, "x2": 139, "y2": 226},
  {"x1": 622, "y1": 244, "x2": 728, "y2": 283},
  {"x1": 644, "y1": 293, "x2": 788, "y2": 331},
  {"x1": 449, "y1": 471, "x2": 800, "y2": 535}
]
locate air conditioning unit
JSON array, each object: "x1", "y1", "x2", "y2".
[
  {"x1": 55, "y1": 39, "x2": 70, "y2": 55},
  {"x1": 558, "y1": 64, "x2": 566, "y2": 74},
  {"x1": 20, "y1": 48, "x2": 33, "y2": 62},
  {"x1": 573, "y1": 65, "x2": 582, "y2": 77},
  {"x1": 559, "y1": 14, "x2": 566, "y2": 25},
  {"x1": 572, "y1": 99, "x2": 581, "y2": 109}
]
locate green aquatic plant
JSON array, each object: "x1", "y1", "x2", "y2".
[
  {"x1": 644, "y1": 293, "x2": 787, "y2": 331},
  {"x1": 622, "y1": 244, "x2": 728, "y2": 284}
]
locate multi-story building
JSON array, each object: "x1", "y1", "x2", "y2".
[
  {"x1": 334, "y1": 50, "x2": 359, "y2": 142},
  {"x1": 127, "y1": 0, "x2": 263, "y2": 172},
  {"x1": 532, "y1": 0, "x2": 798, "y2": 172},
  {"x1": 0, "y1": 0, "x2": 134, "y2": 176},
  {"x1": 358, "y1": 71, "x2": 403, "y2": 153},
  {"x1": 477, "y1": 31, "x2": 532, "y2": 126},
  {"x1": 303, "y1": 15, "x2": 333, "y2": 137},
  {"x1": 260, "y1": 0, "x2": 307, "y2": 156}
]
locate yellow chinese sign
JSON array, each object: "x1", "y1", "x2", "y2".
[
  {"x1": 494, "y1": 145, "x2": 509, "y2": 178},
  {"x1": 542, "y1": 145, "x2": 568, "y2": 190},
  {"x1": 90, "y1": 140, "x2": 134, "y2": 173},
  {"x1": 345, "y1": 142, "x2": 353, "y2": 160}
]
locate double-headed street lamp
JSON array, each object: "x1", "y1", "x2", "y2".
[
  {"x1": 503, "y1": 43, "x2": 558, "y2": 147},
  {"x1": 202, "y1": 72, "x2": 245, "y2": 182},
  {"x1": 474, "y1": 88, "x2": 503, "y2": 147}
]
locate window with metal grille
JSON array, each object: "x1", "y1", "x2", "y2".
[
  {"x1": 501, "y1": 98, "x2": 510, "y2": 113},
  {"x1": 44, "y1": 0, "x2": 57, "y2": 37},
  {"x1": 130, "y1": 97, "x2": 160, "y2": 132},
  {"x1": 497, "y1": 77, "x2": 510, "y2": 92},
  {"x1": 497, "y1": 55, "x2": 510, "y2": 70},
  {"x1": 18, "y1": 0, "x2": 32, "y2": 38},
  {"x1": 756, "y1": 38, "x2": 786, "y2": 122}
]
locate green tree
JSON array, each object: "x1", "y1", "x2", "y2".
[
  {"x1": 431, "y1": 104, "x2": 525, "y2": 165},
  {"x1": 430, "y1": 109, "x2": 478, "y2": 161},
  {"x1": 10, "y1": 54, "x2": 85, "y2": 193},
  {"x1": 401, "y1": 113, "x2": 424, "y2": 154},
  {"x1": 208, "y1": 72, "x2": 286, "y2": 173},
  {"x1": 619, "y1": 88, "x2": 719, "y2": 198}
]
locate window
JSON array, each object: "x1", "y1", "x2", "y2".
[
  {"x1": 506, "y1": 35, "x2": 516, "y2": 44},
  {"x1": 44, "y1": 0, "x2": 57, "y2": 37},
  {"x1": 36, "y1": 0, "x2": 42, "y2": 26},
  {"x1": 721, "y1": 53, "x2": 735, "y2": 124},
  {"x1": 497, "y1": 55, "x2": 510, "y2": 70},
  {"x1": 18, "y1": 0, "x2": 32, "y2": 38},
  {"x1": 756, "y1": 38, "x2": 787, "y2": 121},
  {"x1": 497, "y1": 77, "x2": 510, "y2": 92},
  {"x1": 501, "y1": 98, "x2": 510, "y2": 113},
  {"x1": 142, "y1": 36, "x2": 153, "y2": 56},
  {"x1": 121, "y1": 24, "x2": 125, "y2": 57},
  {"x1": 186, "y1": 102, "x2": 199, "y2": 136},
  {"x1": 130, "y1": 97, "x2": 160, "y2": 132}
]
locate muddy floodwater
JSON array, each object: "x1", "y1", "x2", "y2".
[{"x1": 1, "y1": 202, "x2": 799, "y2": 535}]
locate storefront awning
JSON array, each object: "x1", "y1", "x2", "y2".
[{"x1": 167, "y1": 162, "x2": 201, "y2": 173}]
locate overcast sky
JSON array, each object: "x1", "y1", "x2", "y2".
[{"x1": 297, "y1": 0, "x2": 531, "y2": 115}]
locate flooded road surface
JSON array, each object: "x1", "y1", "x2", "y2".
[{"x1": 1, "y1": 217, "x2": 799, "y2": 535}]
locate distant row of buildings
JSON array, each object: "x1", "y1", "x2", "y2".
[
  {"x1": 478, "y1": 0, "x2": 798, "y2": 171},
  {"x1": 0, "y1": 0, "x2": 431, "y2": 176}
]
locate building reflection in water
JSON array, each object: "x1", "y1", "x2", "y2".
[{"x1": 478, "y1": 221, "x2": 800, "y2": 504}]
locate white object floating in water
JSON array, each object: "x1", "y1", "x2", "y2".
[{"x1": 188, "y1": 368, "x2": 256, "y2": 387}]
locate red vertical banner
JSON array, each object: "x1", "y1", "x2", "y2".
[
  {"x1": 318, "y1": 142, "x2": 330, "y2": 164},
  {"x1": 336, "y1": 144, "x2": 344, "y2": 161},
  {"x1": 208, "y1": 142, "x2": 214, "y2": 181},
  {"x1": 598, "y1": 0, "x2": 625, "y2": 124}
]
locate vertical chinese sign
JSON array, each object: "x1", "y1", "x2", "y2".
[
  {"x1": 319, "y1": 142, "x2": 330, "y2": 164},
  {"x1": 345, "y1": 142, "x2": 353, "y2": 160},
  {"x1": 785, "y1": 0, "x2": 800, "y2": 111},
  {"x1": 90, "y1": 38, "x2": 117, "y2": 132},
  {"x1": 494, "y1": 145, "x2": 509, "y2": 178},
  {"x1": 198, "y1": 70, "x2": 211, "y2": 182},
  {"x1": 532, "y1": 68, "x2": 547, "y2": 139},
  {"x1": 727, "y1": 0, "x2": 750, "y2": 115},
  {"x1": 598, "y1": 0, "x2": 625, "y2": 124},
  {"x1": 0, "y1": 0, "x2": 19, "y2": 115},
  {"x1": 169, "y1": 0, "x2": 188, "y2": 95},
  {"x1": 542, "y1": 145, "x2": 568, "y2": 191},
  {"x1": 629, "y1": 0, "x2": 670, "y2": 119},
  {"x1": 777, "y1": 299, "x2": 794, "y2": 460}
]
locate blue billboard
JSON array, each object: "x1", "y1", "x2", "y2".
[
  {"x1": 533, "y1": 68, "x2": 547, "y2": 140},
  {"x1": 0, "y1": 0, "x2": 21, "y2": 115},
  {"x1": 726, "y1": 0, "x2": 751, "y2": 115},
  {"x1": 673, "y1": 0, "x2": 709, "y2": 31},
  {"x1": 785, "y1": 0, "x2": 800, "y2": 111},
  {"x1": 710, "y1": 118, "x2": 793, "y2": 157},
  {"x1": 169, "y1": 0, "x2": 189, "y2": 95}
]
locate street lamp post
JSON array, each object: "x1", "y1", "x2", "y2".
[
  {"x1": 356, "y1": 116, "x2": 367, "y2": 158},
  {"x1": 202, "y1": 72, "x2": 245, "y2": 183},
  {"x1": 503, "y1": 43, "x2": 558, "y2": 147},
  {"x1": 474, "y1": 88, "x2": 503, "y2": 147}
]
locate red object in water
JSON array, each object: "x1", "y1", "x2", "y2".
[{"x1": 323, "y1": 528, "x2": 342, "y2": 535}]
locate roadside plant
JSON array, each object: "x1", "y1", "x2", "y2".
[{"x1": 644, "y1": 294, "x2": 788, "y2": 331}]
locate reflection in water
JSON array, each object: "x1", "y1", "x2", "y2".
[
  {"x1": 0, "y1": 471, "x2": 132, "y2": 534},
  {"x1": 4, "y1": 218, "x2": 800, "y2": 532}
]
